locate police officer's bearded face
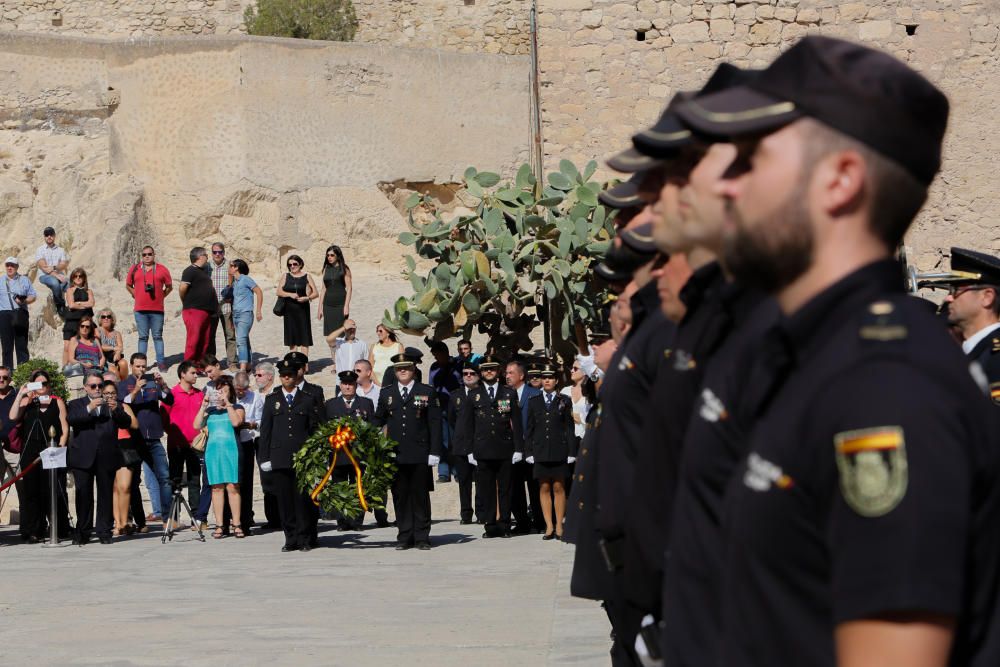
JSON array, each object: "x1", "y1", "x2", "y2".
[
  {"x1": 718, "y1": 122, "x2": 815, "y2": 293},
  {"x1": 462, "y1": 369, "x2": 479, "y2": 388},
  {"x1": 650, "y1": 149, "x2": 701, "y2": 254},
  {"x1": 481, "y1": 368, "x2": 499, "y2": 384},
  {"x1": 395, "y1": 366, "x2": 415, "y2": 385},
  {"x1": 340, "y1": 382, "x2": 357, "y2": 398},
  {"x1": 945, "y1": 285, "x2": 997, "y2": 333},
  {"x1": 677, "y1": 142, "x2": 737, "y2": 254}
]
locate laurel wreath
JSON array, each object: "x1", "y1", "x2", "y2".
[{"x1": 292, "y1": 416, "x2": 398, "y2": 518}]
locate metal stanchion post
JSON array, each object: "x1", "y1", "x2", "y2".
[{"x1": 42, "y1": 426, "x2": 67, "y2": 548}]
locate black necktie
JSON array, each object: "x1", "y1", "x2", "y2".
[
  {"x1": 345, "y1": 399, "x2": 353, "y2": 409},
  {"x1": 402, "y1": 386, "x2": 409, "y2": 401},
  {"x1": 488, "y1": 385, "x2": 495, "y2": 400}
]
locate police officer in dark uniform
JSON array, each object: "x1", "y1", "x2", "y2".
[
  {"x1": 612, "y1": 63, "x2": 771, "y2": 660},
  {"x1": 940, "y1": 247, "x2": 1000, "y2": 394},
  {"x1": 373, "y1": 353, "x2": 441, "y2": 550},
  {"x1": 324, "y1": 370, "x2": 375, "y2": 530},
  {"x1": 457, "y1": 354, "x2": 524, "y2": 538},
  {"x1": 524, "y1": 363, "x2": 576, "y2": 540},
  {"x1": 448, "y1": 360, "x2": 481, "y2": 524},
  {"x1": 258, "y1": 359, "x2": 322, "y2": 552},
  {"x1": 282, "y1": 351, "x2": 326, "y2": 406},
  {"x1": 671, "y1": 36, "x2": 1000, "y2": 665}
]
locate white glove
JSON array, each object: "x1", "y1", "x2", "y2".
[
  {"x1": 512, "y1": 451, "x2": 523, "y2": 464},
  {"x1": 577, "y1": 350, "x2": 602, "y2": 380},
  {"x1": 259, "y1": 461, "x2": 272, "y2": 472},
  {"x1": 427, "y1": 454, "x2": 440, "y2": 467},
  {"x1": 526, "y1": 456, "x2": 534, "y2": 464},
  {"x1": 567, "y1": 456, "x2": 576, "y2": 464},
  {"x1": 634, "y1": 614, "x2": 664, "y2": 667},
  {"x1": 467, "y1": 453, "x2": 477, "y2": 465}
]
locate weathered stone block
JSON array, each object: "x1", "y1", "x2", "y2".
[
  {"x1": 838, "y1": 2, "x2": 867, "y2": 22},
  {"x1": 581, "y1": 10, "x2": 603, "y2": 28},
  {"x1": 671, "y1": 20, "x2": 710, "y2": 42},
  {"x1": 710, "y1": 18, "x2": 734, "y2": 38},
  {"x1": 796, "y1": 7, "x2": 820, "y2": 24},
  {"x1": 858, "y1": 20, "x2": 893, "y2": 40}
]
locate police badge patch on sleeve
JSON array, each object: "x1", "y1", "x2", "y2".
[{"x1": 834, "y1": 426, "x2": 908, "y2": 517}]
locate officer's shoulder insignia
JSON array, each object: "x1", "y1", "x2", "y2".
[
  {"x1": 990, "y1": 381, "x2": 1000, "y2": 405},
  {"x1": 387, "y1": 395, "x2": 393, "y2": 405},
  {"x1": 673, "y1": 349, "x2": 696, "y2": 371},
  {"x1": 617, "y1": 355, "x2": 635, "y2": 372},
  {"x1": 663, "y1": 349, "x2": 672, "y2": 359},
  {"x1": 474, "y1": 393, "x2": 481, "y2": 403},
  {"x1": 991, "y1": 337, "x2": 1000, "y2": 354},
  {"x1": 834, "y1": 426, "x2": 907, "y2": 517},
  {"x1": 859, "y1": 300, "x2": 907, "y2": 341}
]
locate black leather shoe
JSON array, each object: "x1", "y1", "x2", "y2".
[
  {"x1": 460, "y1": 518, "x2": 473, "y2": 525},
  {"x1": 99, "y1": 537, "x2": 113, "y2": 545},
  {"x1": 281, "y1": 544, "x2": 299, "y2": 552},
  {"x1": 481, "y1": 532, "x2": 494, "y2": 539},
  {"x1": 501, "y1": 531, "x2": 512, "y2": 539},
  {"x1": 299, "y1": 545, "x2": 312, "y2": 553},
  {"x1": 542, "y1": 532, "x2": 556, "y2": 541},
  {"x1": 416, "y1": 542, "x2": 431, "y2": 550},
  {"x1": 73, "y1": 534, "x2": 91, "y2": 546},
  {"x1": 395, "y1": 543, "x2": 412, "y2": 550}
]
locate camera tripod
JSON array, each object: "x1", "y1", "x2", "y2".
[{"x1": 161, "y1": 479, "x2": 205, "y2": 543}]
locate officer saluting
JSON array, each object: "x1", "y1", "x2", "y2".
[
  {"x1": 258, "y1": 359, "x2": 322, "y2": 553},
  {"x1": 373, "y1": 353, "x2": 441, "y2": 550},
  {"x1": 457, "y1": 354, "x2": 524, "y2": 538},
  {"x1": 673, "y1": 36, "x2": 1000, "y2": 665},
  {"x1": 524, "y1": 363, "x2": 576, "y2": 541},
  {"x1": 325, "y1": 370, "x2": 375, "y2": 531},
  {"x1": 940, "y1": 247, "x2": 1000, "y2": 393}
]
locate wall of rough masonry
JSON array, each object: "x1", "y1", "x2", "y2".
[
  {"x1": 0, "y1": 0, "x2": 532, "y2": 55},
  {"x1": 537, "y1": 0, "x2": 1000, "y2": 265},
  {"x1": 353, "y1": 0, "x2": 530, "y2": 55},
  {"x1": 0, "y1": 0, "x2": 252, "y2": 37}
]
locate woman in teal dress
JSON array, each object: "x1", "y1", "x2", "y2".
[{"x1": 193, "y1": 375, "x2": 245, "y2": 538}]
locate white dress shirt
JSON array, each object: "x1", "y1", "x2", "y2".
[
  {"x1": 237, "y1": 390, "x2": 264, "y2": 442},
  {"x1": 962, "y1": 322, "x2": 1000, "y2": 355}
]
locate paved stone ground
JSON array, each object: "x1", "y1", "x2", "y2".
[{"x1": 0, "y1": 476, "x2": 610, "y2": 666}]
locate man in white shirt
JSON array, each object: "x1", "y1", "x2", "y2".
[
  {"x1": 326, "y1": 318, "x2": 368, "y2": 375},
  {"x1": 353, "y1": 359, "x2": 381, "y2": 404},
  {"x1": 225, "y1": 370, "x2": 263, "y2": 534},
  {"x1": 35, "y1": 226, "x2": 69, "y2": 312}
]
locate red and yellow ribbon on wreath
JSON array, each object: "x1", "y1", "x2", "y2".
[{"x1": 309, "y1": 425, "x2": 368, "y2": 511}]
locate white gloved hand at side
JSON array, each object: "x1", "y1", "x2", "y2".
[
  {"x1": 511, "y1": 451, "x2": 523, "y2": 464},
  {"x1": 567, "y1": 456, "x2": 576, "y2": 464},
  {"x1": 526, "y1": 455, "x2": 534, "y2": 464},
  {"x1": 467, "y1": 453, "x2": 477, "y2": 466},
  {"x1": 259, "y1": 461, "x2": 272, "y2": 472},
  {"x1": 427, "y1": 454, "x2": 440, "y2": 467}
]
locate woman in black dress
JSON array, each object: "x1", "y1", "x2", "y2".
[
  {"x1": 61, "y1": 268, "x2": 94, "y2": 367},
  {"x1": 8, "y1": 370, "x2": 70, "y2": 542},
  {"x1": 318, "y1": 245, "x2": 352, "y2": 337},
  {"x1": 276, "y1": 254, "x2": 317, "y2": 355}
]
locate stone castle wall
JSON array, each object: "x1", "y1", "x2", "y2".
[
  {"x1": 0, "y1": 0, "x2": 252, "y2": 36},
  {"x1": 537, "y1": 0, "x2": 1000, "y2": 266},
  {"x1": 0, "y1": 0, "x2": 531, "y2": 54}
]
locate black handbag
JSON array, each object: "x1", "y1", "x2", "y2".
[
  {"x1": 272, "y1": 297, "x2": 286, "y2": 317},
  {"x1": 120, "y1": 446, "x2": 140, "y2": 467}
]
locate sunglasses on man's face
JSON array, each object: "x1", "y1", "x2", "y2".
[
  {"x1": 212, "y1": 250, "x2": 225, "y2": 255},
  {"x1": 85, "y1": 383, "x2": 100, "y2": 389},
  {"x1": 462, "y1": 371, "x2": 478, "y2": 377},
  {"x1": 100, "y1": 315, "x2": 112, "y2": 320},
  {"x1": 141, "y1": 252, "x2": 154, "y2": 257},
  {"x1": 0, "y1": 375, "x2": 10, "y2": 381}
]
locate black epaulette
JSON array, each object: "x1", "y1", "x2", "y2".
[{"x1": 859, "y1": 300, "x2": 907, "y2": 342}]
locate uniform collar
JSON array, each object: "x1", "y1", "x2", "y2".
[
  {"x1": 782, "y1": 259, "x2": 904, "y2": 357},
  {"x1": 679, "y1": 260, "x2": 724, "y2": 313},
  {"x1": 398, "y1": 381, "x2": 415, "y2": 393},
  {"x1": 629, "y1": 279, "x2": 661, "y2": 332},
  {"x1": 962, "y1": 321, "x2": 1000, "y2": 355}
]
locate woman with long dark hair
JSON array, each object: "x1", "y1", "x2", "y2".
[
  {"x1": 317, "y1": 245, "x2": 352, "y2": 336},
  {"x1": 61, "y1": 268, "x2": 94, "y2": 367}
]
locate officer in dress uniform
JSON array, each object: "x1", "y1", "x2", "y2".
[
  {"x1": 671, "y1": 36, "x2": 1000, "y2": 665},
  {"x1": 282, "y1": 351, "x2": 326, "y2": 406},
  {"x1": 258, "y1": 359, "x2": 322, "y2": 552},
  {"x1": 940, "y1": 247, "x2": 1000, "y2": 394},
  {"x1": 448, "y1": 360, "x2": 482, "y2": 524},
  {"x1": 373, "y1": 353, "x2": 441, "y2": 550},
  {"x1": 325, "y1": 370, "x2": 375, "y2": 530},
  {"x1": 457, "y1": 354, "x2": 524, "y2": 538},
  {"x1": 524, "y1": 363, "x2": 576, "y2": 540}
]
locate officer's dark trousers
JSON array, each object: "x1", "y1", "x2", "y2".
[
  {"x1": 271, "y1": 468, "x2": 316, "y2": 548},
  {"x1": 511, "y1": 460, "x2": 544, "y2": 530},
  {"x1": 255, "y1": 439, "x2": 282, "y2": 528},
  {"x1": 450, "y1": 454, "x2": 477, "y2": 522},
  {"x1": 392, "y1": 463, "x2": 431, "y2": 545},
  {"x1": 476, "y1": 457, "x2": 512, "y2": 535},
  {"x1": 72, "y1": 464, "x2": 115, "y2": 538},
  {"x1": 608, "y1": 571, "x2": 643, "y2": 667}
]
